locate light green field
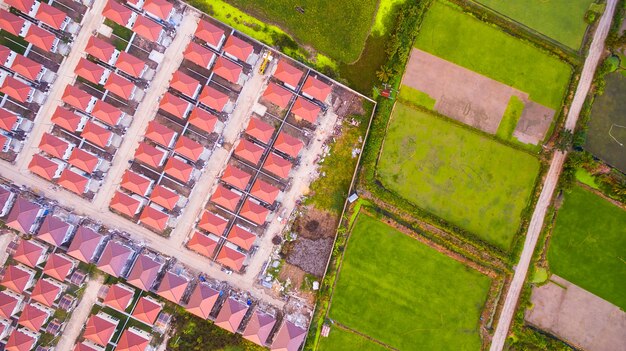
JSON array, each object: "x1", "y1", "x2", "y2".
[
  {"x1": 378, "y1": 103, "x2": 540, "y2": 249},
  {"x1": 475, "y1": 0, "x2": 594, "y2": 49},
  {"x1": 317, "y1": 327, "x2": 389, "y2": 351},
  {"x1": 547, "y1": 186, "x2": 626, "y2": 309},
  {"x1": 414, "y1": 1, "x2": 571, "y2": 108},
  {"x1": 328, "y1": 214, "x2": 491, "y2": 350},
  {"x1": 398, "y1": 85, "x2": 436, "y2": 109},
  {"x1": 496, "y1": 95, "x2": 524, "y2": 141}
]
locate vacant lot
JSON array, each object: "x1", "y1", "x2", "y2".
[
  {"x1": 317, "y1": 327, "x2": 389, "y2": 351},
  {"x1": 585, "y1": 73, "x2": 626, "y2": 173},
  {"x1": 414, "y1": 1, "x2": 571, "y2": 108},
  {"x1": 476, "y1": 0, "x2": 594, "y2": 49},
  {"x1": 378, "y1": 103, "x2": 539, "y2": 249},
  {"x1": 328, "y1": 214, "x2": 491, "y2": 350},
  {"x1": 547, "y1": 186, "x2": 626, "y2": 309}
]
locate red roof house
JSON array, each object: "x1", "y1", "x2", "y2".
[
  {"x1": 134, "y1": 142, "x2": 166, "y2": 169},
  {"x1": 263, "y1": 82, "x2": 293, "y2": 109},
  {"x1": 195, "y1": 20, "x2": 225, "y2": 49},
  {"x1": 174, "y1": 135, "x2": 203, "y2": 162},
  {"x1": 170, "y1": 70, "x2": 201, "y2": 98},
  {"x1": 210, "y1": 184, "x2": 241, "y2": 212},
  {"x1": 132, "y1": 296, "x2": 162, "y2": 325},
  {"x1": 199, "y1": 85, "x2": 229, "y2": 112},
  {"x1": 126, "y1": 254, "x2": 162, "y2": 291},
  {"x1": 159, "y1": 91, "x2": 191, "y2": 119},
  {"x1": 250, "y1": 179, "x2": 279, "y2": 204},
  {"x1": 164, "y1": 157, "x2": 193, "y2": 183},
  {"x1": 62, "y1": 85, "x2": 94, "y2": 112},
  {"x1": 273, "y1": 59, "x2": 303, "y2": 89},
  {"x1": 110, "y1": 191, "x2": 142, "y2": 218},
  {"x1": 139, "y1": 206, "x2": 169, "y2": 232},
  {"x1": 97, "y1": 241, "x2": 133, "y2": 277},
  {"x1": 0, "y1": 75, "x2": 32, "y2": 103},
  {"x1": 186, "y1": 231, "x2": 219, "y2": 258},
  {"x1": 5, "y1": 329, "x2": 37, "y2": 351},
  {"x1": 234, "y1": 139, "x2": 264, "y2": 165},
  {"x1": 18, "y1": 303, "x2": 51, "y2": 331},
  {"x1": 270, "y1": 321, "x2": 307, "y2": 351},
  {"x1": 121, "y1": 170, "x2": 153, "y2": 196},
  {"x1": 74, "y1": 342, "x2": 103, "y2": 351},
  {"x1": 302, "y1": 76, "x2": 331, "y2": 102},
  {"x1": 116, "y1": 51, "x2": 145, "y2": 78},
  {"x1": 157, "y1": 271, "x2": 189, "y2": 303},
  {"x1": 35, "y1": 2, "x2": 67, "y2": 30},
  {"x1": 6, "y1": 196, "x2": 42, "y2": 234},
  {"x1": 103, "y1": 283, "x2": 134, "y2": 312},
  {"x1": 103, "y1": 0, "x2": 133, "y2": 27},
  {"x1": 116, "y1": 328, "x2": 151, "y2": 351},
  {"x1": 25, "y1": 25, "x2": 57, "y2": 52},
  {"x1": 188, "y1": 107, "x2": 217, "y2": 133},
  {"x1": 132, "y1": 15, "x2": 162, "y2": 42},
  {"x1": 274, "y1": 132, "x2": 304, "y2": 158},
  {"x1": 145, "y1": 121, "x2": 176, "y2": 148},
  {"x1": 240, "y1": 199, "x2": 269, "y2": 225},
  {"x1": 183, "y1": 41, "x2": 216, "y2": 69},
  {"x1": 185, "y1": 283, "x2": 219, "y2": 319},
  {"x1": 28, "y1": 154, "x2": 59, "y2": 181},
  {"x1": 104, "y1": 73, "x2": 135, "y2": 100},
  {"x1": 92, "y1": 99, "x2": 124, "y2": 126},
  {"x1": 51, "y1": 106, "x2": 82, "y2": 132},
  {"x1": 243, "y1": 310, "x2": 276, "y2": 346},
  {"x1": 4, "y1": 0, "x2": 34, "y2": 14},
  {"x1": 245, "y1": 117, "x2": 274, "y2": 144},
  {"x1": 221, "y1": 164, "x2": 251, "y2": 190},
  {"x1": 1, "y1": 265, "x2": 35, "y2": 293},
  {"x1": 213, "y1": 56, "x2": 243, "y2": 84},
  {"x1": 291, "y1": 97, "x2": 321, "y2": 124},
  {"x1": 263, "y1": 153, "x2": 292, "y2": 179},
  {"x1": 39, "y1": 132, "x2": 71, "y2": 159},
  {"x1": 197, "y1": 210, "x2": 228, "y2": 235},
  {"x1": 215, "y1": 297, "x2": 248, "y2": 332},
  {"x1": 13, "y1": 238, "x2": 47, "y2": 268},
  {"x1": 68, "y1": 148, "x2": 100, "y2": 173},
  {"x1": 143, "y1": 0, "x2": 173, "y2": 20},
  {"x1": 0, "y1": 9, "x2": 25, "y2": 36},
  {"x1": 149, "y1": 185, "x2": 179, "y2": 210},
  {"x1": 81, "y1": 121, "x2": 112, "y2": 148},
  {"x1": 36, "y1": 215, "x2": 73, "y2": 247},
  {"x1": 75, "y1": 57, "x2": 106, "y2": 85},
  {"x1": 216, "y1": 246, "x2": 246, "y2": 272},
  {"x1": 224, "y1": 35, "x2": 253, "y2": 62},
  {"x1": 0, "y1": 108, "x2": 18, "y2": 132},
  {"x1": 86, "y1": 36, "x2": 116, "y2": 63},
  {"x1": 84, "y1": 313, "x2": 118, "y2": 346},
  {"x1": 66, "y1": 226, "x2": 104, "y2": 263},
  {"x1": 227, "y1": 225, "x2": 256, "y2": 251},
  {"x1": 42, "y1": 253, "x2": 75, "y2": 281},
  {"x1": 58, "y1": 169, "x2": 89, "y2": 195},
  {"x1": 0, "y1": 290, "x2": 22, "y2": 319},
  {"x1": 30, "y1": 278, "x2": 63, "y2": 307},
  {"x1": 11, "y1": 55, "x2": 43, "y2": 81}
]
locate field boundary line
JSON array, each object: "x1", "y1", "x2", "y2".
[{"x1": 332, "y1": 322, "x2": 399, "y2": 351}]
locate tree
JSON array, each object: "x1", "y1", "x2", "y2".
[{"x1": 376, "y1": 65, "x2": 393, "y2": 83}]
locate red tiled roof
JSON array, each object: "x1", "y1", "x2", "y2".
[
  {"x1": 104, "y1": 73, "x2": 135, "y2": 100},
  {"x1": 92, "y1": 99, "x2": 123, "y2": 126},
  {"x1": 1, "y1": 265, "x2": 33, "y2": 293},
  {"x1": 116, "y1": 328, "x2": 151, "y2": 351},
  {"x1": 187, "y1": 107, "x2": 217, "y2": 133},
  {"x1": 74, "y1": 342, "x2": 102, "y2": 351},
  {"x1": 132, "y1": 296, "x2": 161, "y2": 325},
  {"x1": 42, "y1": 253, "x2": 74, "y2": 281},
  {"x1": 86, "y1": 36, "x2": 116, "y2": 62},
  {"x1": 103, "y1": 0, "x2": 132, "y2": 26},
  {"x1": 170, "y1": 70, "x2": 200, "y2": 98},
  {"x1": 6, "y1": 197, "x2": 41, "y2": 234},
  {"x1": 68, "y1": 148, "x2": 99, "y2": 173},
  {"x1": 210, "y1": 184, "x2": 240, "y2": 212},
  {"x1": 97, "y1": 241, "x2": 133, "y2": 277},
  {"x1": 164, "y1": 157, "x2": 193, "y2": 183},
  {"x1": 240, "y1": 199, "x2": 269, "y2": 225},
  {"x1": 82, "y1": 121, "x2": 112, "y2": 148},
  {"x1": 227, "y1": 225, "x2": 256, "y2": 250},
  {"x1": 139, "y1": 206, "x2": 169, "y2": 232},
  {"x1": 75, "y1": 57, "x2": 105, "y2": 84},
  {"x1": 274, "y1": 59, "x2": 303, "y2": 88},
  {"x1": 4, "y1": 0, "x2": 34, "y2": 14},
  {"x1": 13, "y1": 239, "x2": 46, "y2": 268},
  {"x1": 143, "y1": 0, "x2": 173, "y2": 20},
  {"x1": 250, "y1": 179, "x2": 279, "y2": 204},
  {"x1": 127, "y1": 254, "x2": 161, "y2": 291},
  {"x1": 216, "y1": 246, "x2": 246, "y2": 272},
  {"x1": 195, "y1": 20, "x2": 225, "y2": 48},
  {"x1": 28, "y1": 154, "x2": 58, "y2": 181},
  {"x1": 270, "y1": 321, "x2": 306, "y2": 351},
  {"x1": 0, "y1": 290, "x2": 20, "y2": 319},
  {"x1": 134, "y1": 142, "x2": 165, "y2": 169},
  {"x1": 213, "y1": 56, "x2": 242, "y2": 84},
  {"x1": 66, "y1": 226, "x2": 103, "y2": 263},
  {"x1": 243, "y1": 310, "x2": 276, "y2": 346},
  {"x1": 0, "y1": 45, "x2": 9, "y2": 63},
  {"x1": 221, "y1": 164, "x2": 251, "y2": 190},
  {"x1": 62, "y1": 85, "x2": 93, "y2": 111},
  {"x1": 302, "y1": 76, "x2": 331, "y2": 102},
  {"x1": 84, "y1": 314, "x2": 117, "y2": 346},
  {"x1": 0, "y1": 9, "x2": 25, "y2": 36},
  {"x1": 291, "y1": 97, "x2": 321, "y2": 124},
  {"x1": 159, "y1": 91, "x2": 190, "y2": 118},
  {"x1": 263, "y1": 153, "x2": 292, "y2": 179},
  {"x1": 224, "y1": 35, "x2": 253, "y2": 62},
  {"x1": 263, "y1": 82, "x2": 293, "y2": 109},
  {"x1": 174, "y1": 135, "x2": 203, "y2": 162},
  {"x1": 199, "y1": 85, "x2": 229, "y2": 112},
  {"x1": 39, "y1": 132, "x2": 70, "y2": 159},
  {"x1": 186, "y1": 231, "x2": 218, "y2": 258},
  {"x1": 157, "y1": 271, "x2": 188, "y2": 303},
  {"x1": 25, "y1": 25, "x2": 56, "y2": 52},
  {"x1": 35, "y1": 2, "x2": 67, "y2": 30},
  {"x1": 5, "y1": 329, "x2": 36, "y2": 351},
  {"x1": 30, "y1": 278, "x2": 61, "y2": 307},
  {"x1": 18, "y1": 303, "x2": 49, "y2": 331},
  {"x1": 0, "y1": 185, "x2": 12, "y2": 214},
  {"x1": 110, "y1": 191, "x2": 142, "y2": 218},
  {"x1": 58, "y1": 168, "x2": 89, "y2": 194},
  {"x1": 149, "y1": 185, "x2": 179, "y2": 211},
  {"x1": 274, "y1": 132, "x2": 304, "y2": 158},
  {"x1": 183, "y1": 41, "x2": 215, "y2": 68},
  {"x1": 120, "y1": 170, "x2": 152, "y2": 196},
  {"x1": 145, "y1": 120, "x2": 176, "y2": 147},
  {"x1": 0, "y1": 75, "x2": 31, "y2": 103},
  {"x1": 245, "y1": 117, "x2": 274, "y2": 144},
  {"x1": 116, "y1": 51, "x2": 145, "y2": 77},
  {"x1": 234, "y1": 139, "x2": 264, "y2": 165},
  {"x1": 11, "y1": 55, "x2": 42, "y2": 81},
  {"x1": 132, "y1": 15, "x2": 162, "y2": 42},
  {"x1": 215, "y1": 297, "x2": 248, "y2": 332},
  {"x1": 103, "y1": 283, "x2": 134, "y2": 311},
  {"x1": 51, "y1": 106, "x2": 81, "y2": 132},
  {"x1": 0, "y1": 133, "x2": 8, "y2": 149},
  {"x1": 186, "y1": 283, "x2": 219, "y2": 319},
  {"x1": 197, "y1": 210, "x2": 228, "y2": 235},
  {"x1": 0, "y1": 108, "x2": 18, "y2": 131}
]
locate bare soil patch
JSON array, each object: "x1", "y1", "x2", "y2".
[
  {"x1": 514, "y1": 101, "x2": 555, "y2": 144},
  {"x1": 292, "y1": 206, "x2": 338, "y2": 240},
  {"x1": 284, "y1": 237, "x2": 333, "y2": 277}
]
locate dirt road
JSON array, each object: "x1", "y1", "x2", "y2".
[{"x1": 488, "y1": 1, "x2": 618, "y2": 350}]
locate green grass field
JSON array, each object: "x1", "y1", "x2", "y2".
[
  {"x1": 328, "y1": 214, "x2": 491, "y2": 351},
  {"x1": 475, "y1": 0, "x2": 594, "y2": 49},
  {"x1": 496, "y1": 96, "x2": 524, "y2": 141},
  {"x1": 318, "y1": 327, "x2": 389, "y2": 351},
  {"x1": 378, "y1": 103, "x2": 540, "y2": 249},
  {"x1": 414, "y1": 1, "x2": 571, "y2": 108},
  {"x1": 547, "y1": 186, "x2": 626, "y2": 309}
]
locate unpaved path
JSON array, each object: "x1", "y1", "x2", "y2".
[{"x1": 489, "y1": 1, "x2": 618, "y2": 350}]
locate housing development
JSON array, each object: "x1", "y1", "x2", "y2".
[{"x1": 0, "y1": 0, "x2": 624, "y2": 351}]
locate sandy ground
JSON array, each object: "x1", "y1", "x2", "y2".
[
  {"x1": 489, "y1": 1, "x2": 618, "y2": 350},
  {"x1": 514, "y1": 101, "x2": 555, "y2": 144},
  {"x1": 526, "y1": 275, "x2": 626, "y2": 351},
  {"x1": 0, "y1": 232, "x2": 15, "y2": 266}
]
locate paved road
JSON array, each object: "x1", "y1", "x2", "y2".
[{"x1": 489, "y1": 1, "x2": 618, "y2": 350}]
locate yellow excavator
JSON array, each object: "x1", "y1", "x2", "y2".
[{"x1": 258, "y1": 50, "x2": 273, "y2": 74}]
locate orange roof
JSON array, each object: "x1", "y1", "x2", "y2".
[
  {"x1": 121, "y1": 170, "x2": 152, "y2": 196},
  {"x1": 143, "y1": 0, "x2": 173, "y2": 20},
  {"x1": 250, "y1": 179, "x2": 279, "y2": 204},
  {"x1": 149, "y1": 185, "x2": 179, "y2": 210},
  {"x1": 103, "y1": 0, "x2": 133, "y2": 26},
  {"x1": 145, "y1": 120, "x2": 176, "y2": 147},
  {"x1": 58, "y1": 169, "x2": 89, "y2": 194},
  {"x1": 224, "y1": 35, "x2": 253, "y2": 62},
  {"x1": 110, "y1": 191, "x2": 142, "y2": 218},
  {"x1": 234, "y1": 139, "x2": 264, "y2": 165},
  {"x1": 164, "y1": 157, "x2": 193, "y2": 183},
  {"x1": 0, "y1": 75, "x2": 31, "y2": 103},
  {"x1": 199, "y1": 85, "x2": 229, "y2": 112},
  {"x1": 183, "y1": 41, "x2": 216, "y2": 68},
  {"x1": 39, "y1": 132, "x2": 70, "y2": 159},
  {"x1": 5, "y1": 329, "x2": 36, "y2": 351},
  {"x1": 240, "y1": 199, "x2": 269, "y2": 225},
  {"x1": 11, "y1": 55, "x2": 43, "y2": 81},
  {"x1": 104, "y1": 73, "x2": 135, "y2": 100},
  {"x1": 221, "y1": 164, "x2": 251, "y2": 190},
  {"x1": 245, "y1": 117, "x2": 275, "y2": 144},
  {"x1": 75, "y1": 57, "x2": 105, "y2": 84},
  {"x1": 18, "y1": 302, "x2": 49, "y2": 331},
  {"x1": 186, "y1": 283, "x2": 219, "y2": 319},
  {"x1": 157, "y1": 271, "x2": 189, "y2": 303},
  {"x1": 30, "y1": 279, "x2": 61, "y2": 307},
  {"x1": 188, "y1": 107, "x2": 217, "y2": 133},
  {"x1": 197, "y1": 210, "x2": 228, "y2": 235},
  {"x1": 97, "y1": 241, "x2": 133, "y2": 277},
  {"x1": 263, "y1": 153, "x2": 292, "y2": 179},
  {"x1": 210, "y1": 184, "x2": 241, "y2": 212},
  {"x1": 216, "y1": 246, "x2": 246, "y2": 272},
  {"x1": 116, "y1": 51, "x2": 145, "y2": 77},
  {"x1": 174, "y1": 135, "x2": 203, "y2": 162},
  {"x1": 0, "y1": 108, "x2": 18, "y2": 131},
  {"x1": 134, "y1": 142, "x2": 165, "y2": 168},
  {"x1": 213, "y1": 56, "x2": 242, "y2": 84},
  {"x1": 274, "y1": 59, "x2": 303, "y2": 88},
  {"x1": 195, "y1": 20, "x2": 225, "y2": 48},
  {"x1": 1, "y1": 265, "x2": 33, "y2": 293},
  {"x1": 82, "y1": 121, "x2": 112, "y2": 148},
  {"x1": 67, "y1": 226, "x2": 103, "y2": 263},
  {"x1": 159, "y1": 91, "x2": 191, "y2": 118},
  {"x1": 132, "y1": 296, "x2": 161, "y2": 325},
  {"x1": 13, "y1": 239, "x2": 46, "y2": 268},
  {"x1": 51, "y1": 106, "x2": 81, "y2": 132},
  {"x1": 274, "y1": 132, "x2": 304, "y2": 158},
  {"x1": 127, "y1": 254, "x2": 162, "y2": 291},
  {"x1": 243, "y1": 310, "x2": 276, "y2": 346},
  {"x1": 28, "y1": 154, "x2": 59, "y2": 181},
  {"x1": 0, "y1": 45, "x2": 8, "y2": 63},
  {"x1": 62, "y1": 85, "x2": 94, "y2": 111},
  {"x1": 227, "y1": 225, "x2": 256, "y2": 250},
  {"x1": 270, "y1": 320, "x2": 307, "y2": 351},
  {"x1": 132, "y1": 15, "x2": 162, "y2": 42},
  {"x1": 302, "y1": 75, "x2": 331, "y2": 102},
  {"x1": 0, "y1": 290, "x2": 20, "y2": 319},
  {"x1": 263, "y1": 82, "x2": 293, "y2": 109},
  {"x1": 92, "y1": 99, "x2": 123, "y2": 126},
  {"x1": 84, "y1": 314, "x2": 117, "y2": 346},
  {"x1": 42, "y1": 253, "x2": 74, "y2": 281},
  {"x1": 140, "y1": 206, "x2": 169, "y2": 231},
  {"x1": 68, "y1": 148, "x2": 99, "y2": 173},
  {"x1": 4, "y1": 0, "x2": 34, "y2": 13},
  {"x1": 86, "y1": 35, "x2": 116, "y2": 62},
  {"x1": 116, "y1": 328, "x2": 151, "y2": 351},
  {"x1": 103, "y1": 283, "x2": 134, "y2": 312},
  {"x1": 0, "y1": 9, "x2": 25, "y2": 36},
  {"x1": 186, "y1": 231, "x2": 219, "y2": 258},
  {"x1": 292, "y1": 97, "x2": 321, "y2": 124},
  {"x1": 35, "y1": 2, "x2": 66, "y2": 29},
  {"x1": 170, "y1": 70, "x2": 200, "y2": 98},
  {"x1": 215, "y1": 297, "x2": 248, "y2": 332},
  {"x1": 6, "y1": 197, "x2": 41, "y2": 234},
  {"x1": 74, "y1": 342, "x2": 102, "y2": 351},
  {"x1": 25, "y1": 25, "x2": 56, "y2": 52}
]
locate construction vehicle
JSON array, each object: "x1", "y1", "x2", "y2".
[{"x1": 258, "y1": 50, "x2": 273, "y2": 74}]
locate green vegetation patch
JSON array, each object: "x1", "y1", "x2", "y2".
[
  {"x1": 496, "y1": 95, "x2": 524, "y2": 140},
  {"x1": 414, "y1": 1, "x2": 571, "y2": 108},
  {"x1": 318, "y1": 327, "x2": 389, "y2": 351},
  {"x1": 378, "y1": 103, "x2": 540, "y2": 249},
  {"x1": 547, "y1": 186, "x2": 626, "y2": 309},
  {"x1": 398, "y1": 85, "x2": 436, "y2": 109},
  {"x1": 328, "y1": 214, "x2": 491, "y2": 350},
  {"x1": 475, "y1": 0, "x2": 594, "y2": 49},
  {"x1": 574, "y1": 168, "x2": 599, "y2": 189}
]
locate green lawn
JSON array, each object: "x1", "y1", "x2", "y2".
[
  {"x1": 378, "y1": 103, "x2": 540, "y2": 249},
  {"x1": 547, "y1": 186, "x2": 626, "y2": 309},
  {"x1": 318, "y1": 327, "x2": 389, "y2": 351},
  {"x1": 328, "y1": 214, "x2": 491, "y2": 351},
  {"x1": 475, "y1": 0, "x2": 594, "y2": 49},
  {"x1": 414, "y1": 1, "x2": 571, "y2": 108}
]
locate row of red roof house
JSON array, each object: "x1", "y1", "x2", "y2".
[
  {"x1": 102, "y1": 0, "x2": 177, "y2": 46},
  {"x1": 3, "y1": 0, "x2": 73, "y2": 32}
]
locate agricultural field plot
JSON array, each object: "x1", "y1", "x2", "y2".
[
  {"x1": 547, "y1": 186, "x2": 626, "y2": 309},
  {"x1": 326, "y1": 214, "x2": 492, "y2": 351},
  {"x1": 585, "y1": 73, "x2": 626, "y2": 173},
  {"x1": 377, "y1": 103, "x2": 539, "y2": 249},
  {"x1": 475, "y1": 0, "x2": 595, "y2": 49},
  {"x1": 414, "y1": 0, "x2": 571, "y2": 109},
  {"x1": 318, "y1": 327, "x2": 389, "y2": 351}
]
